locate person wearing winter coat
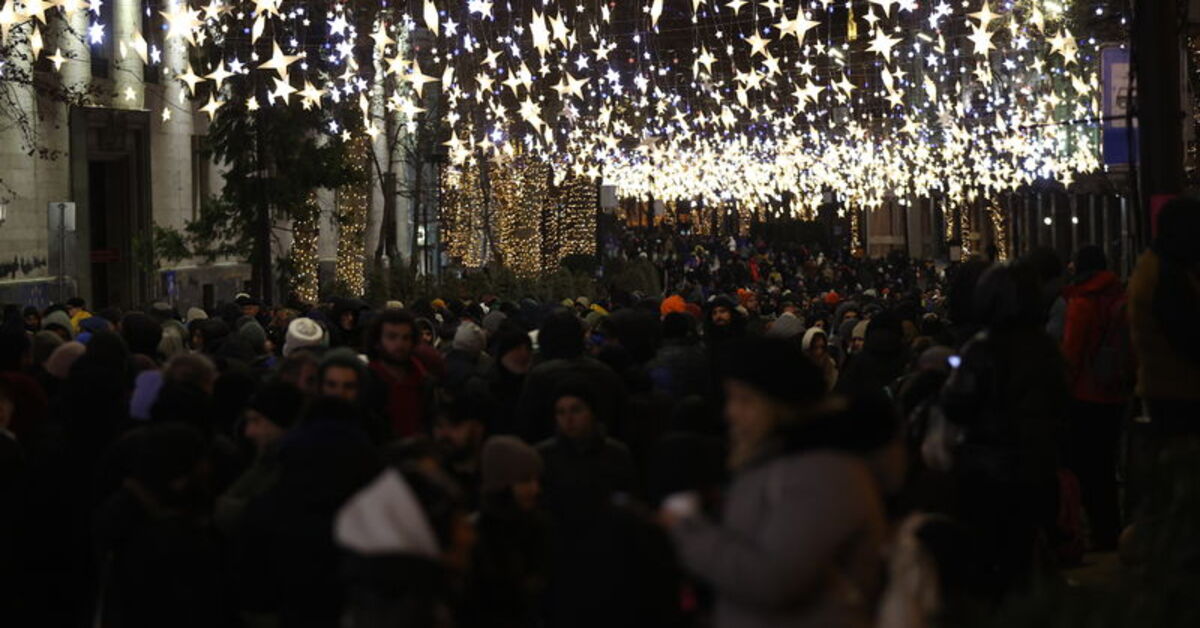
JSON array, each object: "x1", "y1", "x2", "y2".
[
  {"x1": 662, "y1": 338, "x2": 886, "y2": 628},
  {"x1": 516, "y1": 310, "x2": 628, "y2": 444},
  {"x1": 92, "y1": 423, "x2": 230, "y2": 628},
  {"x1": 1128, "y1": 198, "x2": 1200, "y2": 432},
  {"x1": 465, "y1": 436, "x2": 552, "y2": 628},
  {"x1": 335, "y1": 465, "x2": 476, "y2": 628},
  {"x1": 802, "y1": 327, "x2": 839, "y2": 391},
  {"x1": 1126, "y1": 198, "x2": 1200, "y2": 520},
  {"x1": 235, "y1": 397, "x2": 382, "y2": 627},
  {"x1": 940, "y1": 262, "x2": 1068, "y2": 592},
  {"x1": 214, "y1": 381, "x2": 305, "y2": 535},
  {"x1": 1059, "y1": 246, "x2": 1129, "y2": 550},
  {"x1": 537, "y1": 382, "x2": 642, "y2": 628},
  {"x1": 484, "y1": 324, "x2": 534, "y2": 436}
]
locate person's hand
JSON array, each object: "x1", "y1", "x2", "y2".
[{"x1": 657, "y1": 491, "x2": 701, "y2": 530}]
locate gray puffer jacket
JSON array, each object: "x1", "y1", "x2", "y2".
[{"x1": 670, "y1": 451, "x2": 886, "y2": 628}]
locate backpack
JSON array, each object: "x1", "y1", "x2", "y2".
[{"x1": 1086, "y1": 291, "x2": 1135, "y2": 393}]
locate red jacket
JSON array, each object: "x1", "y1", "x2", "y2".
[
  {"x1": 1060, "y1": 271, "x2": 1129, "y2": 404},
  {"x1": 367, "y1": 358, "x2": 429, "y2": 438}
]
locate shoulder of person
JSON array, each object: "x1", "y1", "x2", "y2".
[
  {"x1": 766, "y1": 451, "x2": 875, "y2": 492},
  {"x1": 601, "y1": 436, "x2": 634, "y2": 456}
]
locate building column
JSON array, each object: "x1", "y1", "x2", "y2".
[{"x1": 111, "y1": 0, "x2": 144, "y2": 108}]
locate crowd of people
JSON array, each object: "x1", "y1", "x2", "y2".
[{"x1": 1, "y1": 199, "x2": 1199, "y2": 628}]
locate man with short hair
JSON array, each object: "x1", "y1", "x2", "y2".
[
  {"x1": 319, "y1": 349, "x2": 365, "y2": 403},
  {"x1": 364, "y1": 310, "x2": 430, "y2": 439}
]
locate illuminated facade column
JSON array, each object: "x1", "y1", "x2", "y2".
[
  {"x1": 111, "y1": 0, "x2": 144, "y2": 108},
  {"x1": 59, "y1": 6, "x2": 92, "y2": 96},
  {"x1": 0, "y1": 23, "x2": 42, "y2": 278},
  {"x1": 152, "y1": 0, "x2": 195, "y2": 235}
]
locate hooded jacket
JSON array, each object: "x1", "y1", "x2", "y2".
[
  {"x1": 335, "y1": 469, "x2": 457, "y2": 628},
  {"x1": 1128, "y1": 250, "x2": 1200, "y2": 400},
  {"x1": 669, "y1": 449, "x2": 886, "y2": 628},
  {"x1": 1060, "y1": 270, "x2": 1130, "y2": 403}
]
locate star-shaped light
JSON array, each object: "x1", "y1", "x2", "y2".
[
  {"x1": 201, "y1": 0, "x2": 223, "y2": 21},
  {"x1": 406, "y1": 68, "x2": 440, "y2": 93},
  {"x1": 298, "y1": 81, "x2": 325, "y2": 109},
  {"x1": 745, "y1": 33, "x2": 771, "y2": 58},
  {"x1": 57, "y1": 0, "x2": 89, "y2": 17},
  {"x1": 966, "y1": 24, "x2": 995, "y2": 58},
  {"x1": 468, "y1": 0, "x2": 493, "y2": 18},
  {"x1": 268, "y1": 77, "x2": 296, "y2": 105},
  {"x1": 0, "y1": 2, "x2": 17, "y2": 41},
  {"x1": 257, "y1": 42, "x2": 300, "y2": 79},
  {"x1": 530, "y1": 10, "x2": 552, "y2": 57},
  {"x1": 550, "y1": 13, "x2": 570, "y2": 47},
  {"x1": 398, "y1": 99, "x2": 426, "y2": 119},
  {"x1": 476, "y1": 73, "x2": 495, "y2": 93},
  {"x1": 726, "y1": 0, "x2": 747, "y2": 15},
  {"x1": 24, "y1": 0, "x2": 51, "y2": 23},
  {"x1": 518, "y1": 96, "x2": 544, "y2": 128},
  {"x1": 47, "y1": 48, "x2": 66, "y2": 70},
  {"x1": 200, "y1": 94, "x2": 223, "y2": 120},
  {"x1": 160, "y1": 5, "x2": 201, "y2": 45},
  {"x1": 867, "y1": 29, "x2": 901, "y2": 60},
  {"x1": 123, "y1": 86, "x2": 136, "y2": 102},
  {"x1": 205, "y1": 62, "x2": 233, "y2": 90},
  {"x1": 251, "y1": 0, "x2": 281, "y2": 17},
  {"x1": 88, "y1": 21, "x2": 105, "y2": 45},
  {"x1": 177, "y1": 63, "x2": 205, "y2": 96},
  {"x1": 161, "y1": 107, "x2": 171, "y2": 122},
  {"x1": 696, "y1": 47, "x2": 717, "y2": 75},
  {"x1": 328, "y1": 14, "x2": 349, "y2": 37},
  {"x1": 969, "y1": 1, "x2": 998, "y2": 31}
]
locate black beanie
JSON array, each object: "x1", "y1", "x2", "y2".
[
  {"x1": 1074, "y1": 245, "x2": 1107, "y2": 276},
  {"x1": 121, "y1": 312, "x2": 164, "y2": 358},
  {"x1": 492, "y1": 323, "x2": 532, "y2": 360},
  {"x1": 718, "y1": 337, "x2": 826, "y2": 406},
  {"x1": 250, "y1": 380, "x2": 306, "y2": 429}
]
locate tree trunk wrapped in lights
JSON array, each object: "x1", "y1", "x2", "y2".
[
  {"x1": 493, "y1": 153, "x2": 548, "y2": 277},
  {"x1": 291, "y1": 193, "x2": 321, "y2": 305},
  {"x1": 336, "y1": 135, "x2": 371, "y2": 297}
]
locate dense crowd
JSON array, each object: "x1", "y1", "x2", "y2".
[{"x1": 1, "y1": 199, "x2": 1199, "y2": 628}]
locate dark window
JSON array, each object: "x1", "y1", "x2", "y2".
[
  {"x1": 142, "y1": 0, "x2": 162, "y2": 84},
  {"x1": 89, "y1": 0, "x2": 115, "y2": 79},
  {"x1": 190, "y1": 135, "x2": 211, "y2": 219}
]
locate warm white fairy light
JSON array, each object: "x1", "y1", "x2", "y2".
[
  {"x1": 0, "y1": 0, "x2": 1106, "y2": 254},
  {"x1": 292, "y1": 193, "x2": 321, "y2": 304}
]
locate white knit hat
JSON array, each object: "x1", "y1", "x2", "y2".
[
  {"x1": 185, "y1": 307, "x2": 209, "y2": 324},
  {"x1": 284, "y1": 317, "x2": 325, "y2": 357}
]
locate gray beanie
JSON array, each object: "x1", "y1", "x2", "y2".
[
  {"x1": 42, "y1": 310, "x2": 73, "y2": 338},
  {"x1": 482, "y1": 310, "x2": 508, "y2": 337},
  {"x1": 481, "y1": 436, "x2": 543, "y2": 493},
  {"x1": 239, "y1": 321, "x2": 268, "y2": 354},
  {"x1": 452, "y1": 321, "x2": 486, "y2": 356},
  {"x1": 765, "y1": 312, "x2": 805, "y2": 339}
]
